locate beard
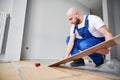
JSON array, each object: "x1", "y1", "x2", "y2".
[{"x1": 75, "y1": 17, "x2": 80, "y2": 26}]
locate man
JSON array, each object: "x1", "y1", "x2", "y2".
[{"x1": 64, "y1": 8, "x2": 113, "y2": 67}]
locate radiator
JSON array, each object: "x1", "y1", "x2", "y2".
[{"x1": 0, "y1": 11, "x2": 10, "y2": 54}]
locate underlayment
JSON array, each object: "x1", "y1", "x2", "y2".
[
  {"x1": 67, "y1": 59, "x2": 120, "y2": 79},
  {"x1": 99, "y1": 59, "x2": 120, "y2": 74}
]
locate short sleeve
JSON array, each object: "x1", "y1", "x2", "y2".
[{"x1": 91, "y1": 15, "x2": 105, "y2": 30}]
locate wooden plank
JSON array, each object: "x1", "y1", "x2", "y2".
[
  {"x1": 18, "y1": 61, "x2": 71, "y2": 80},
  {"x1": 0, "y1": 63, "x2": 20, "y2": 80},
  {"x1": 49, "y1": 34, "x2": 120, "y2": 66},
  {"x1": 15, "y1": 61, "x2": 72, "y2": 80},
  {"x1": 20, "y1": 66, "x2": 71, "y2": 80},
  {"x1": 18, "y1": 61, "x2": 115, "y2": 80}
]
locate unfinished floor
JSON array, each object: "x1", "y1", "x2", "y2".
[{"x1": 0, "y1": 59, "x2": 120, "y2": 80}]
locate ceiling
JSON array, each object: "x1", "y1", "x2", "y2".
[{"x1": 77, "y1": 0, "x2": 102, "y2": 10}]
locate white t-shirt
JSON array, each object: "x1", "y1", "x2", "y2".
[{"x1": 70, "y1": 15, "x2": 105, "y2": 38}]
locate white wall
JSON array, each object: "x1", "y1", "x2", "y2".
[
  {"x1": 0, "y1": 0, "x2": 13, "y2": 60},
  {"x1": 0, "y1": 0, "x2": 27, "y2": 61},
  {"x1": 21, "y1": 0, "x2": 90, "y2": 59},
  {"x1": 0, "y1": 0, "x2": 13, "y2": 13}
]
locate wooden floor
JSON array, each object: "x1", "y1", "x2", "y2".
[{"x1": 0, "y1": 61, "x2": 116, "y2": 80}]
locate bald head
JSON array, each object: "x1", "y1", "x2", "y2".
[
  {"x1": 66, "y1": 8, "x2": 84, "y2": 25},
  {"x1": 66, "y1": 8, "x2": 79, "y2": 17}
]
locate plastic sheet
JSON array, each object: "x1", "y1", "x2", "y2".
[
  {"x1": 99, "y1": 59, "x2": 120, "y2": 75},
  {"x1": 69, "y1": 59, "x2": 120, "y2": 79}
]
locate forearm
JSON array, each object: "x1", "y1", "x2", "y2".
[
  {"x1": 96, "y1": 32, "x2": 113, "y2": 55},
  {"x1": 105, "y1": 32, "x2": 113, "y2": 50},
  {"x1": 104, "y1": 31, "x2": 113, "y2": 41},
  {"x1": 98, "y1": 26, "x2": 113, "y2": 54},
  {"x1": 65, "y1": 42, "x2": 74, "y2": 58}
]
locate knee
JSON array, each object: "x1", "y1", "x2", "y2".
[
  {"x1": 80, "y1": 41, "x2": 92, "y2": 50},
  {"x1": 89, "y1": 53, "x2": 102, "y2": 58},
  {"x1": 66, "y1": 36, "x2": 70, "y2": 44}
]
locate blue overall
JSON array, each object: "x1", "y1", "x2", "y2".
[{"x1": 66, "y1": 15, "x2": 105, "y2": 65}]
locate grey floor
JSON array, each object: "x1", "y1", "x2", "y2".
[{"x1": 34, "y1": 59, "x2": 120, "y2": 80}]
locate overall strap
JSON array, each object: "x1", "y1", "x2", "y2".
[
  {"x1": 85, "y1": 15, "x2": 89, "y2": 25},
  {"x1": 73, "y1": 26, "x2": 77, "y2": 34},
  {"x1": 73, "y1": 15, "x2": 89, "y2": 34}
]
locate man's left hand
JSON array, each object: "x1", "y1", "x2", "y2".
[{"x1": 96, "y1": 48, "x2": 110, "y2": 55}]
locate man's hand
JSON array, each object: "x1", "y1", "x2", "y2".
[
  {"x1": 60, "y1": 55, "x2": 69, "y2": 60},
  {"x1": 96, "y1": 48, "x2": 110, "y2": 55},
  {"x1": 59, "y1": 56, "x2": 69, "y2": 65}
]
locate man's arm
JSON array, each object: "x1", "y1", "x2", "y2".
[
  {"x1": 98, "y1": 25, "x2": 113, "y2": 41},
  {"x1": 64, "y1": 33, "x2": 76, "y2": 58},
  {"x1": 96, "y1": 25, "x2": 113, "y2": 55}
]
